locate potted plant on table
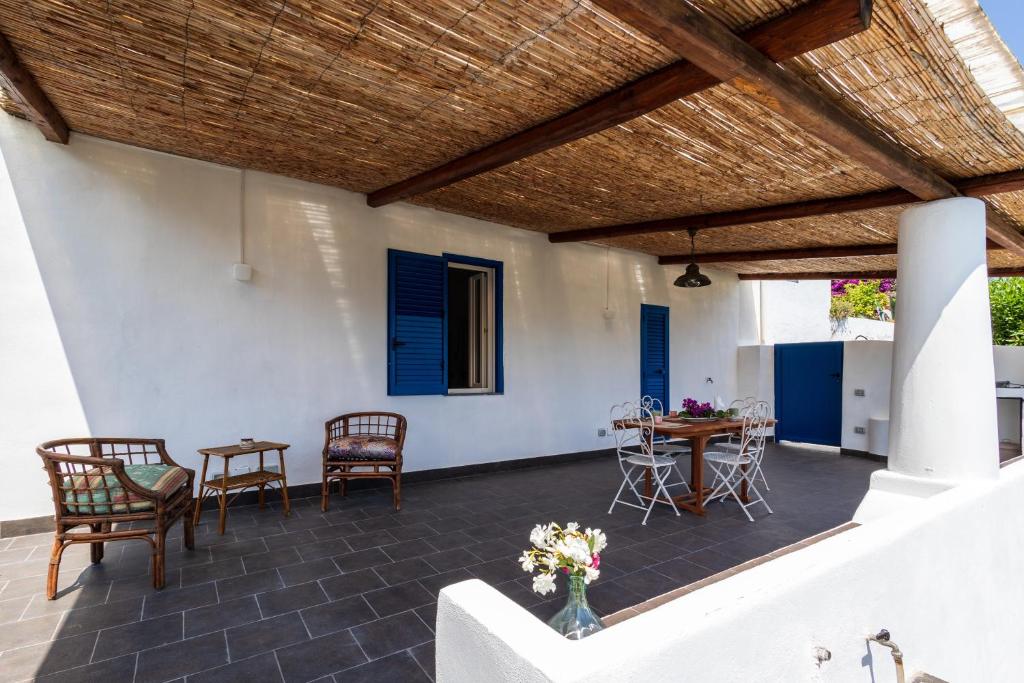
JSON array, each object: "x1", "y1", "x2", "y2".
[
  {"x1": 680, "y1": 397, "x2": 715, "y2": 420},
  {"x1": 520, "y1": 522, "x2": 608, "y2": 639}
]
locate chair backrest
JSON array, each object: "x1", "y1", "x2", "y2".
[
  {"x1": 37, "y1": 438, "x2": 170, "y2": 519},
  {"x1": 327, "y1": 412, "x2": 407, "y2": 445},
  {"x1": 728, "y1": 396, "x2": 759, "y2": 416},
  {"x1": 610, "y1": 401, "x2": 655, "y2": 458},
  {"x1": 737, "y1": 402, "x2": 771, "y2": 457},
  {"x1": 639, "y1": 395, "x2": 665, "y2": 416}
]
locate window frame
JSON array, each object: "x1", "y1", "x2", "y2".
[
  {"x1": 443, "y1": 252, "x2": 504, "y2": 396},
  {"x1": 447, "y1": 261, "x2": 495, "y2": 394}
]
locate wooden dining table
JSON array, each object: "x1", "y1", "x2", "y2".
[{"x1": 616, "y1": 417, "x2": 776, "y2": 516}]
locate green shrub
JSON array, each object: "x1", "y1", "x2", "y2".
[
  {"x1": 829, "y1": 295, "x2": 854, "y2": 322},
  {"x1": 990, "y1": 277, "x2": 1024, "y2": 345},
  {"x1": 842, "y1": 280, "x2": 891, "y2": 319},
  {"x1": 830, "y1": 280, "x2": 892, "y2": 321}
]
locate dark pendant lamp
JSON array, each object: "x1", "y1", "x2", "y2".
[{"x1": 674, "y1": 228, "x2": 712, "y2": 288}]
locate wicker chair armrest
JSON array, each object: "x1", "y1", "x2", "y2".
[
  {"x1": 152, "y1": 439, "x2": 185, "y2": 469},
  {"x1": 38, "y1": 451, "x2": 115, "y2": 469}
]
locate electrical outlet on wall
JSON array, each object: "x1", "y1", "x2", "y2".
[
  {"x1": 597, "y1": 427, "x2": 608, "y2": 438},
  {"x1": 853, "y1": 426, "x2": 866, "y2": 435},
  {"x1": 229, "y1": 464, "x2": 250, "y2": 476},
  {"x1": 854, "y1": 388, "x2": 866, "y2": 397}
]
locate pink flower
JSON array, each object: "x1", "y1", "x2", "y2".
[
  {"x1": 591, "y1": 553, "x2": 601, "y2": 569},
  {"x1": 561, "y1": 566, "x2": 569, "y2": 574}
]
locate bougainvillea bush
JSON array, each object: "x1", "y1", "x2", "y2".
[{"x1": 830, "y1": 279, "x2": 895, "y2": 321}]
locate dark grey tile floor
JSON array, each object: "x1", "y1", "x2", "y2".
[{"x1": 0, "y1": 444, "x2": 879, "y2": 682}]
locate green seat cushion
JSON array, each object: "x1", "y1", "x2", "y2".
[{"x1": 64, "y1": 463, "x2": 188, "y2": 514}]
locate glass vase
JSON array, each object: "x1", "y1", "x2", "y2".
[{"x1": 547, "y1": 575, "x2": 605, "y2": 639}]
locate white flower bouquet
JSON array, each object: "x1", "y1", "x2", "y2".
[{"x1": 520, "y1": 522, "x2": 608, "y2": 595}]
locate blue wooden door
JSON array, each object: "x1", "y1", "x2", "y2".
[
  {"x1": 774, "y1": 342, "x2": 843, "y2": 446},
  {"x1": 640, "y1": 304, "x2": 670, "y2": 411}
]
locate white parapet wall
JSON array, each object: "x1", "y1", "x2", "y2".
[{"x1": 437, "y1": 460, "x2": 1024, "y2": 682}]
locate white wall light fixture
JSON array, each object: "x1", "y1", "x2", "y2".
[{"x1": 233, "y1": 263, "x2": 253, "y2": 281}]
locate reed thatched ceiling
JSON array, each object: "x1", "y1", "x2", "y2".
[{"x1": 1, "y1": 0, "x2": 1023, "y2": 276}]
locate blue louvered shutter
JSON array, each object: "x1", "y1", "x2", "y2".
[
  {"x1": 640, "y1": 304, "x2": 669, "y2": 411},
  {"x1": 388, "y1": 249, "x2": 447, "y2": 396}
]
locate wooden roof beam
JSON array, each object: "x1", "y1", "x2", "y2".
[
  {"x1": 737, "y1": 267, "x2": 1024, "y2": 281},
  {"x1": 662, "y1": 243, "x2": 898, "y2": 264},
  {"x1": 365, "y1": 0, "x2": 871, "y2": 207},
  {"x1": 660, "y1": 239, "x2": 1006, "y2": 264},
  {"x1": 0, "y1": 31, "x2": 67, "y2": 143},
  {"x1": 549, "y1": 168, "x2": 1024, "y2": 244},
  {"x1": 588, "y1": 0, "x2": 1024, "y2": 257}
]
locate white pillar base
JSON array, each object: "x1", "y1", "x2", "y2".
[{"x1": 853, "y1": 470, "x2": 955, "y2": 523}]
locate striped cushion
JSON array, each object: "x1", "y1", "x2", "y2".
[
  {"x1": 63, "y1": 463, "x2": 189, "y2": 514},
  {"x1": 327, "y1": 435, "x2": 398, "y2": 461}
]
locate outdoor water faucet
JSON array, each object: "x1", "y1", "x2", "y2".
[{"x1": 868, "y1": 629, "x2": 905, "y2": 683}]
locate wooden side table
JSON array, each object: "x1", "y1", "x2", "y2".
[{"x1": 194, "y1": 441, "x2": 291, "y2": 534}]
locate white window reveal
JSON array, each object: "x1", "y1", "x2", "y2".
[{"x1": 448, "y1": 262, "x2": 496, "y2": 394}]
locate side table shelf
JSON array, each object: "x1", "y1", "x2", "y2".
[{"x1": 194, "y1": 441, "x2": 291, "y2": 534}]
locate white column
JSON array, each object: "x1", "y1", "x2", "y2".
[{"x1": 855, "y1": 197, "x2": 999, "y2": 521}]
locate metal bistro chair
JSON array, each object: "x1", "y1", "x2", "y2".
[
  {"x1": 639, "y1": 395, "x2": 692, "y2": 458},
  {"x1": 715, "y1": 399, "x2": 772, "y2": 491},
  {"x1": 714, "y1": 396, "x2": 757, "y2": 449},
  {"x1": 37, "y1": 438, "x2": 195, "y2": 599},
  {"x1": 608, "y1": 402, "x2": 689, "y2": 525},
  {"x1": 704, "y1": 401, "x2": 772, "y2": 522},
  {"x1": 712, "y1": 398, "x2": 773, "y2": 489}
]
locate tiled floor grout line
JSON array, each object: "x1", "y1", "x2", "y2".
[
  {"x1": 348, "y1": 626, "x2": 373, "y2": 666},
  {"x1": 296, "y1": 607, "x2": 314, "y2": 640},
  {"x1": 408, "y1": 645, "x2": 434, "y2": 680}
]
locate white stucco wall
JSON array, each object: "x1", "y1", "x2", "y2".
[
  {"x1": 842, "y1": 341, "x2": 894, "y2": 453},
  {"x1": 437, "y1": 461, "x2": 1024, "y2": 682},
  {"x1": 735, "y1": 344, "x2": 775, "y2": 437},
  {"x1": 0, "y1": 116, "x2": 743, "y2": 522},
  {"x1": 758, "y1": 279, "x2": 833, "y2": 344}
]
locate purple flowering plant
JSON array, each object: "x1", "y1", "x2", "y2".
[
  {"x1": 681, "y1": 397, "x2": 713, "y2": 418},
  {"x1": 831, "y1": 278, "x2": 895, "y2": 296}
]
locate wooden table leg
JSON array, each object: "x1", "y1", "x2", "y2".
[
  {"x1": 258, "y1": 451, "x2": 266, "y2": 509},
  {"x1": 740, "y1": 461, "x2": 750, "y2": 503},
  {"x1": 218, "y1": 456, "x2": 229, "y2": 535},
  {"x1": 278, "y1": 449, "x2": 290, "y2": 517},
  {"x1": 690, "y1": 435, "x2": 707, "y2": 515},
  {"x1": 642, "y1": 424, "x2": 655, "y2": 498},
  {"x1": 193, "y1": 454, "x2": 209, "y2": 526}
]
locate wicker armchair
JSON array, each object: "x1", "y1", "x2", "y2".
[
  {"x1": 321, "y1": 412, "x2": 407, "y2": 512},
  {"x1": 37, "y1": 438, "x2": 195, "y2": 599}
]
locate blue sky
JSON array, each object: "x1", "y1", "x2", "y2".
[{"x1": 979, "y1": 0, "x2": 1024, "y2": 64}]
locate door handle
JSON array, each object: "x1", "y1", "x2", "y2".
[
  {"x1": 829, "y1": 372, "x2": 842, "y2": 380},
  {"x1": 391, "y1": 339, "x2": 407, "y2": 349}
]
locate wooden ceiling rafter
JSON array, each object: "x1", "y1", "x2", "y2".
[
  {"x1": 365, "y1": 0, "x2": 872, "y2": 208},
  {"x1": 738, "y1": 267, "x2": 1024, "y2": 281},
  {"x1": 549, "y1": 168, "x2": 1024, "y2": 244},
  {"x1": 660, "y1": 239, "x2": 1006, "y2": 265},
  {"x1": 0, "y1": 30, "x2": 67, "y2": 143},
  {"x1": 588, "y1": 0, "x2": 1024, "y2": 257}
]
